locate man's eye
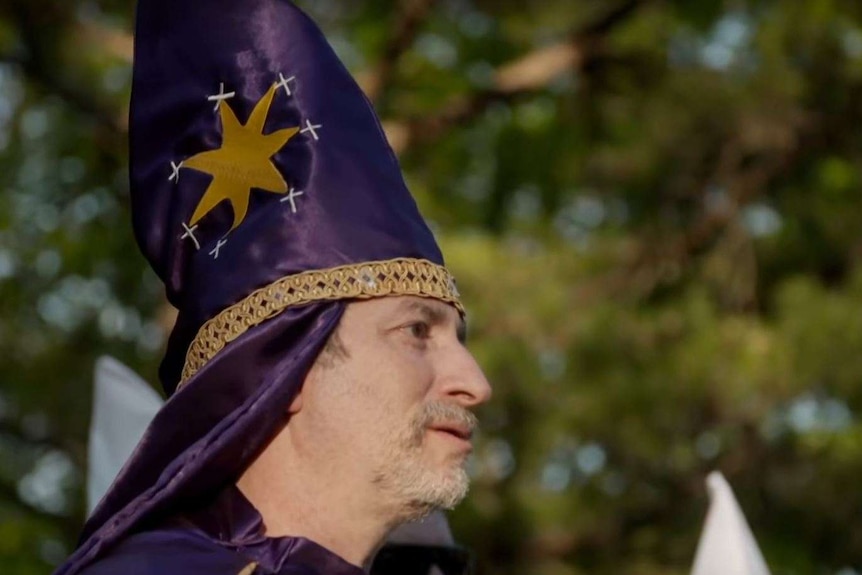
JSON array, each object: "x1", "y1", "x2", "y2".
[{"x1": 407, "y1": 322, "x2": 431, "y2": 339}]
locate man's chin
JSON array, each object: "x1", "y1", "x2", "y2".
[
  {"x1": 376, "y1": 447, "x2": 471, "y2": 519},
  {"x1": 415, "y1": 467, "x2": 470, "y2": 510}
]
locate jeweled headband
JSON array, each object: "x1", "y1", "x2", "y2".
[{"x1": 181, "y1": 258, "x2": 462, "y2": 383}]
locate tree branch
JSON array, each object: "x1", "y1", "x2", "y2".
[
  {"x1": 17, "y1": 56, "x2": 128, "y2": 134},
  {"x1": 606, "y1": 115, "x2": 813, "y2": 301},
  {"x1": 75, "y1": 19, "x2": 134, "y2": 63},
  {"x1": 6, "y1": 1, "x2": 127, "y2": 136},
  {"x1": 382, "y1": 0, "x2": 651, "y2": 154},
  {"x1": 360, "y1": 0, "x2": 438, "y2": 103},
  {"x1": 4, "y1": 0, "x2": 648, "y2": 155}
]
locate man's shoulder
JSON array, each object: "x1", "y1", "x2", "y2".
[{"x1": 76, "y1": 527, "x2": 256, "y2": 575}]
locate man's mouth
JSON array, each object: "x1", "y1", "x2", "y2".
[{"x1": 429, "y1": 423, "x2": 474, "y2": 442}]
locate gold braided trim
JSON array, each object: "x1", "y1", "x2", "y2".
[{"x1": 180, "y1": 258, "x2": 462, "y2": 384}]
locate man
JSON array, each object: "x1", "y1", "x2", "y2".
[
  {"x1": 232, "y1": 296, "x2": 488, "y2": 570},
  {"x1": 87, "y1": 359, "x2": 474, "y2": 575},
  {"x1": 55, "y1": 1, "x2": 490, "y2": 574}
]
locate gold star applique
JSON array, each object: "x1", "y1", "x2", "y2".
[{"x1": 185, "y1": 83, "x2": 299, "y2": 231}]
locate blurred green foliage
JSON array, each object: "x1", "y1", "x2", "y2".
[{"x1": 2, "y1": 0, "x2": 862, "y2": 573}]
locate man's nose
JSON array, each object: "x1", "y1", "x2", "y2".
[{"x1": 438, "y1": 344, "x2": 492, "y2": 407}]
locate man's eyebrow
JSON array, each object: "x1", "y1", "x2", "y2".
[{"x1": 402, "y1": 300, "x2": 467, "y2": 343}]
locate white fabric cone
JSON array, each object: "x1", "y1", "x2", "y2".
[
  {"x1": 87, "y1": 356, "x2": 164, "y2": 515},
  {"x1": 691, "y1": 471, "x2": 771, "y2": 575}
]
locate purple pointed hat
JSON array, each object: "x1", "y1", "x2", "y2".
[{"x1": 57, "y1": 1, "x2": 462, "y2": 573}]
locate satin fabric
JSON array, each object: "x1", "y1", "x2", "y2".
[
  {"x1": 61, "y1": 302, "x2": 344, "y2": 575},
  {"x1": 79, "y1": 485, "x2": 364, "y2": 575},
  {"x1": 130, "y1": 0, "x2": 443, "y2": 393},
  {"x1": 57, "y1": 1, "x2": 449, "y2": 573}
]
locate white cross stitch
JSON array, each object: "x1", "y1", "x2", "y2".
[
  {"x1": 209, "y1": 238, "x2": 228, "y2": 259},
  {"x1": 169, "y1": 161, "x2": 184, "y2": 183},
  {"x1": 279, "y1": 187, "x2": 305, "y2": 213},
  {"x1": 180, "y1": 223, "x2": 201, "y2": 251},
  {"x1": 276, "y1": 73, "x2": 297, "y2": 97},
  {"x1": 300, "y1": 119, "x2": 323, "y2": 141},
  {"x1": 207, "y1": 82, "x2": 236, "y2": 112}
]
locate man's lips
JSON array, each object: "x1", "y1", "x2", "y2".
[{"x1": 429, "y1": 423, "x2": 474, "y2": 442}]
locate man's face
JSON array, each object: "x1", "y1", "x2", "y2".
[{"x1": 302, "y1": 296, "x2": 492, "y2": 519}]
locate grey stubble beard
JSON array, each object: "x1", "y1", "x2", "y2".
[{"x1": 373, "y1": 401, "x2": 478, "y2": 522}]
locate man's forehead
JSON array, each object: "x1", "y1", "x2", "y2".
[
  {"x1": 395, "y1": 296, "x2": 461, "y2": 317},
  {"x1": 347, "y1": 294, "x2": 456, "y2": 315},
  {"x1": 347, "y1": 296, "x2": 465, "y2": 329}
]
